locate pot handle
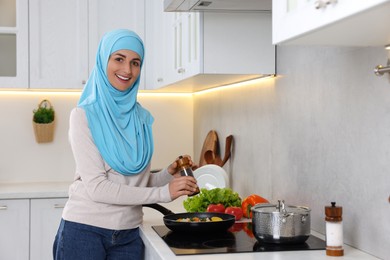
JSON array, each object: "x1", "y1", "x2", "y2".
[{"x1": 142, "y1": 203, "x2": 175, "y2": 216}]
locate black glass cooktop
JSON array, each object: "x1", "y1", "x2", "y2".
[{"x1": 152, "y1": 223, "x2": 326, "y2": 256}]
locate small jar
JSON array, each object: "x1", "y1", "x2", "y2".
[
  {"x1": 325, "y1": 202, "x2": 344, "y2": 256},
  {"x1": 175, "y1": 156, "x2": 200, "y2": 196}
]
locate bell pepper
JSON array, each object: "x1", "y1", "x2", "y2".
[
  {"x1": 241, "y1": 194, "x2": 269, "y2": 218},
  {"x1": 243, "y1": 222, "x2": 255, "y2": 238}
]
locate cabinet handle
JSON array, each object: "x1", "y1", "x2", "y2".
[
  {"x1": 325, "y1": 0, "x2": 338, "y2": 5},
  {"x1": 82, "y1": 80, "x2": 86, "y2": 84},
  {"x1": 0, "y1": 206, "x2": 7, "y2": 210},
  {"x1": 314, "y1": 1, "x2": 326, "y2": 9},
  {"x1": 177, "y1": 68, "x2": 185, "y2": 74},
  {"x1": 157, "y1": 78, "x2": 163, "y2": 82},
  {"x1": 315, "y1": 0, "x2": 337, "y2": 9},
  {"x1": 54, "y1": 204, "x2": 65, "y2": 209}
]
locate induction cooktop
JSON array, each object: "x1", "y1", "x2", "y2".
[{"x1": 152, "y1": 223, "x2": 326, "y2": 256}]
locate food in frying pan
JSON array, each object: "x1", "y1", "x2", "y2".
[{"x1": 176, "y1": 216, "x2": 223, "y2": 222}]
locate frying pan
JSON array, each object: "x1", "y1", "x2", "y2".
[{"x1": 143, "y1": 204, "x2": 235, "y2": 233}]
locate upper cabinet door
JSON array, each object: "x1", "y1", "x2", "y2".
[
  {"x1": 88, "y1": 0, "x2": 145, "y2": 89},
  {"x1": 144, "y1": 0, "x2": 172, "y2": 90},
  {"x1": 0, "y1": 0, "x2": 28, "y2": 88},
  {"x1": 29, "y1": 0, "x2": 89, "y2": 89},
  {"x1": 273, "y1": 0, "x2": 390, "y2": 46}
]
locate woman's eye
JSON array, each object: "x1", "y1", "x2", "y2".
[
  {"x1": 115, "y1": 57, "x2": 124, "y2": 62},
  {"x1": 131, "y1": 61, "x2": 140, "y2": 67}
]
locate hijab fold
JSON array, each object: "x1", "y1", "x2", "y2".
[{"x1": 78, "y1": 29, "x2": 154, "y2": 175}]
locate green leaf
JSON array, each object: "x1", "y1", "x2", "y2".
[{"x1": 183, "y1": 188, "x2": 242, "y2": 212}]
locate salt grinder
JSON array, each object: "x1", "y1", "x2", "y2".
[
  {"x1": 325, "y1": 202, "x2": 344, "y2": 256},
  {"x1": 175, "y1": 156, "x2": 200, "y2": 196}
]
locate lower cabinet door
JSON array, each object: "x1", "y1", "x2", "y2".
[
  {"x1": 0, "y1": 199, "x2": 30, "y2": 260},
  {"x1": 30, "y1": 198, "x2": 67, "y2": 260}
]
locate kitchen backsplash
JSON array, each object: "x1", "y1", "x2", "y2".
[
  {"x1": 193, "y1": 46, "x2": 390, "y2": 259},
  {"x1": 0, "y1": 93, "x2": 193, "y2": 183}
]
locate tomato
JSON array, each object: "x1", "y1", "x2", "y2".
[
  {"x1": 228, "y1": 222, "x2": 244, "y2": 232},
  {"x1": 206, "y1": 203, "x2": 225, "y2": 213},
  {"x1": 225, "y1": 206, "x2": 243, "y2": 220},
  {"x1": 241, "y1": 194, "x2": 269, "y2": 218}
]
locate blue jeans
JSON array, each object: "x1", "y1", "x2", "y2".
[{"x1": 53, "y1": 219, "x2": 144, "y2": 260}]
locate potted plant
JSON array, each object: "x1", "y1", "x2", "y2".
[{"x1": 32, "y1": 99, "x2": 55, "y2": 143}]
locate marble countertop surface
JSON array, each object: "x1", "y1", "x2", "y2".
[
  {"x1": 0, "y1": 182, "x2": 380, "y2": 259},
  {"x1": 0, "y1": 181, "x2": 70, "y2": 199}
]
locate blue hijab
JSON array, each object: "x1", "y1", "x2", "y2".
[{"x1": 78, "y1": 29, "x2": 154, "y2": 175}]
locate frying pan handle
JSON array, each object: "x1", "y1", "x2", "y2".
[{"x1": 142, "y1": 203, "x2": 175, "y2": 216}]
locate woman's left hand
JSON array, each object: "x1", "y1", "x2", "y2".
[{"x1": 168, "y1": 155, "x2": 197, "y2": 177}]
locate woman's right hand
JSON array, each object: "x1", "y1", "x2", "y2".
[{"x1": 168, "y1": 176, "x2": 198, "y2": 200}]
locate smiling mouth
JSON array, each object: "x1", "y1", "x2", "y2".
[{"x1": 116, "y1": 74, "x2": 130, "y2": 81}]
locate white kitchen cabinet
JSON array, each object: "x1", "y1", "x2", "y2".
[
  {"x1": 0, "y1": 0, "x2": 29, "y2": 88},
  {"x1": 0, "y1": 199, "x2": 30, "y2": 260},
  {"x1": 166, "y1": 12, "x2": 201, "y2": 84},
  {"x1": 0, "y1": 198, "x2": 66, "y2": 260},
  {"x1": 144, "y1": 0, "x2": 174, "y2": 89},
  {"x1": 29, "y1": 0, "x2": 89, "y2": 89},
  {"x1": 147, "y1": 4, "x2": 275, "y2": 92},
  {"x1": 88, "y1": 0, "x2": 146, "y2": 89},
  {"x1": 273, "y1": 0, "x2": 390, "y2": 46},
  {"x1": 30, "y1": 198, "x2": 67, "y2": 260},
  {"x1": 29, "y1": 0, "x2": 145, "y2": 89}
]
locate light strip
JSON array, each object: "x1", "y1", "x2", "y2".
[
  {"x1": 0, "y1": 89, "x2": 82, "y2": 96},
  {"x1": 193, "y1": 75, "x2": 275, "y2": 95},
  {"x1": 137, "y1": 92, "x2": 192, "y2": 97},
  {"x1": 0, "y1": 75, "x2": 275, "y2": 96},
  {"x1": 0, "y1": 89, "x2": 191, "y2": 97}
]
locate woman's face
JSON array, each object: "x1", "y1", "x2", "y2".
[{"x1": 107, "y1": 50, "x2": 141, "y2": 91}]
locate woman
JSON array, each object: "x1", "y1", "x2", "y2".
[{"x1": 53, "y1": 29, "x2": 198, "y2": 259}]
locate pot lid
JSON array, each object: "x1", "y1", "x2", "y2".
[{"x1": 252, "y1": 200, "x2": 310, "y2": 215}]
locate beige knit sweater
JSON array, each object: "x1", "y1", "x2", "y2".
[{"x1": 62, "y1": 107, "x2": 173, "y2": 230}]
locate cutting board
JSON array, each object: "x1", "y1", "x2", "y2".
[{"x1": 199, "y1": 130, "x2": 219, "y2": 167}]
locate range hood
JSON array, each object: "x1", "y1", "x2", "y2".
[{"x1": 164, "y1": 0, "x2": 272, "y2": 12}]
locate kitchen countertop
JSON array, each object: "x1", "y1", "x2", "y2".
[
  {"x1": 0, "y1": 182, "x2": 380, "y2": 259},
  {"x1": 0, "y1": 181, "x2": 70, "y2": 199},
  {"x1": 141, "y1": 197, "x2": 380, "y2": 260}
]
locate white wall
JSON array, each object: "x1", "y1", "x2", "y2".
[
  {"x1": 0, "y1": 92, "x2": 193, "y2": 183},
  {"x1": 193, "y1": 46, "x2": 390, "y2": 259}
]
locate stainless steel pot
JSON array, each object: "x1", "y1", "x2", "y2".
[{"x1": 251, "y1": 200, "x2": 311, "y2": 244}]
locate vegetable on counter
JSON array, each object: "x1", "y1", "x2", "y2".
[
  {"x1": 225, "y1": 206, "x2": 243, "y2": 220},
  {"x1": 207, "y1": 203, "x2": 225, "y2": 213},
  {"x1": 183, "y1": 188, "x2": 242, "y2": 213},
  {"x1": 242, "y1": 194, "x2": 269, "y2": 218}
]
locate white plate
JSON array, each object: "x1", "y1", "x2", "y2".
[{"x1": 193, "y1": 164, "x2": 229, "y2": 190}]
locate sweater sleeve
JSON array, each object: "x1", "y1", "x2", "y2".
[
  {"x1": 69, "y1": 107, "x2": 172, "y2": 205},
  {"x1": 147, "y1": 168, "x2": 173, "y2": 187}
]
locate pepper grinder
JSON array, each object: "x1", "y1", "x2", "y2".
[
  {"x1": 175, "y1": 156, "x2": 200, "y2": 196},
  {"x1": 325, "y1": 202, "x2": 344, "y2": 256}
]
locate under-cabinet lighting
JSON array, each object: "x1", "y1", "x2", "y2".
[
  {"x1": 0, "y1": 89, "x2": 191, "y2": 97},
  {"x1": 385, "y1": 44, "x2": 390, "y2": 50},
  {"x1": 0, "y1": 89, "x2": 82, "y2": 96},
  {"x1": 137, "y1": 92, "x2": 191, "y2": 97},
  {"x1": 0, "y1": 75, "x2": 276, "y2": 96},
  {"x1": 193, "y1": 75, "x2": 275, "y2": 95}
]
